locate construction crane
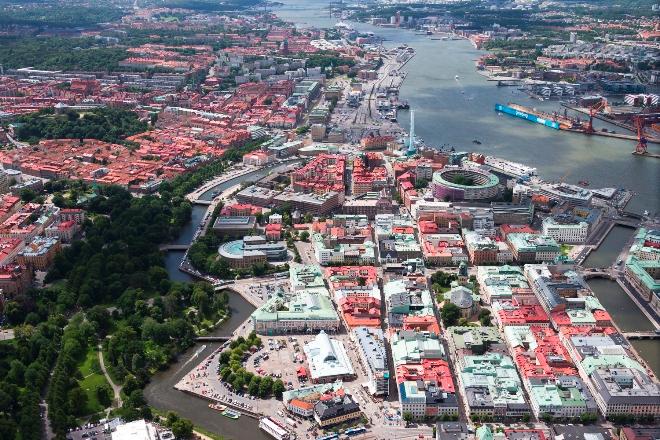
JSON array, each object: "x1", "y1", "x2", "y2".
[
  {"x1": 634, "y1": 116, "x2": 648, "y2": 155},
  {"x1": 585, "y1": 99, "x2": 608, "y2": 134}
]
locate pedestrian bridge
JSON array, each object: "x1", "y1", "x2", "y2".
[
  {"x1": 621, "y1": 210, "x2": 644, "y2": 220},
  {"x1": 159, "y1": 244, "x2": 190, "y2": 251},
  {"x1": 613, "y1": 219, "x2": 640, "y2": 228},
  {"x1": 623, "y1": 332, "x2": 660, "y2": 340},
  {"x1": 580, "y1": 269, "x2": 616, "y2": 280}
]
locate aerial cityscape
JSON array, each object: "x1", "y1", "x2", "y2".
[{"x1": 0, "y1": 0, "x2": 658, "y2": 440}]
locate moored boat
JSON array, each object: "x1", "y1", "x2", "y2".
[
  {"x1": 495, "y1": 103, "x2": 569, "y2": 130},
  {"x1": 259, "y1": 416, "x2": 291, "y2": 440},
  {"x1": 208, "y1": 403, "x2": 227, "y2": 412},
  {"x1": 221, "y1": 409, "x2": 241, "y2": 419}
]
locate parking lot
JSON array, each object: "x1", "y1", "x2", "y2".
[
  {"x1": 67, "y1": 420, "x2": 175, "y2": 440},
  {"x1": 243, "y1": 332, "x2": 406, "y2": 439},
  {"x1": 67, "y1": 425, "x2": 111, "y2": 440},
  {"x1": 231, "y1": 277, "x2": 291, "y2": 305},
  {"x1": 245, "y1": 335, "x2": 315, "y2": 391}
]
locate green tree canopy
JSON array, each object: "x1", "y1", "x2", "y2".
[{"x1": 441, "y1": 303, "x2": 461, "y2": 327}]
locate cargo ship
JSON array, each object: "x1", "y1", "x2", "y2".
[{"x1": 495, "y1": 103, "x2": 576, "y2": 130}]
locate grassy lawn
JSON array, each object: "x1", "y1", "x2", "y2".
[
  {"x1": 560, "y1": 244, "x2": 573, "y2": 256},
  {"x1": 439, "y1": 286, "x2": 452, "y2": 293},
  {"x1": 78, "y1": 347, "x2": 111, "y2": 416}
]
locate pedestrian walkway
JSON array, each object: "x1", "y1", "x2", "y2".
[{"x1": 98, "y1": 344, "x2": 123, "y2": 411}]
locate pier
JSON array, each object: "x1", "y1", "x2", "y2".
[
  {"x1": 213, "y1": 282, "x2": 265, "y2": 308},
  {"x1": 173, "y1": 315, "x2": 270, "y2": 421},
  {"x1": 564, "y1": 127, "x2": 654, "y2": 143},
  {"x1": 561, "y1": 103, "x2": 660, "y2": 145},
  {"x1": 616, "y1": 275, "x2": 660, "y2": 331},
  {"x1": 176, "y1": 388, "x2": 261, "y2": 419},
  {"x1": 589, "y1": 220, "x2": 616, "y2": 248}
]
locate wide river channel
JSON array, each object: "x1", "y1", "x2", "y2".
[{"x1": 146, "y1": 1, "x2": 659, "y2": 438}]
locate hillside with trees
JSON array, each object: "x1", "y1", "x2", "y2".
[{"x1": 0, "y1": 37, "x2": 128, "y2": 72}]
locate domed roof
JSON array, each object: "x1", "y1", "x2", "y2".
[{"x1": 449, "y1": 286, "x2": 474, "y2": 309}]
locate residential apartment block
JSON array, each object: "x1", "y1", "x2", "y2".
[
  {"x1": 559, "y1": 327, "x2": 660, "y2": 419},
  {"x1": 507, "y1": 233, "x2": 560, "y2": 263},
  {"x1": 542, "y1": 216, "x2": 589, "y2": 244},
  {"x1": 503, "y1": 325, "x2": 596, "y2": 419},
  {"x1": 477, "y1": 265, "x2": 534, "y2": 304}
]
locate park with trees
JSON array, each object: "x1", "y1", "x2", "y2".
[
  {"x1": 14, "y1": 107, "x2": 148, "y2": 145},
  {"x1": 0, "y1": 181, "x2": 225, "y2": 438}
]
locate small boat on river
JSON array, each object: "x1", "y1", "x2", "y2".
[
  {"x1": 221, "y1": 409, "x2": 241, "y2": 419},
  {"x1": 209, "y1": 403, "x2": 227, "y2": 412}
]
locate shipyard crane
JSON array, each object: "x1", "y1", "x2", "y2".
[
  {"x1": 634, "y1": 116, "x2": 648, "y2": 155},
  {"x1": 585, "y1": 99, "x2": 608, "y2": 134}
]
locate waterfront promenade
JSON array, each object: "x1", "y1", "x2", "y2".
[{"x1": 185, "y1": 164, "x2": 260, "y2": 203}]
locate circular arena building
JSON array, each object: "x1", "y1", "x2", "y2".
[{"x1": 432, "y1": 168, "x2": 500, "y2": 201}]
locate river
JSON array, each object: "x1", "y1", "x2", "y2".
[
  {"x1": 142, "y1": 297, "x2": 262, "y2": 440},
  {"x1": 147, "y1": 1, "x2": 659, "y2": 435},
  {"x1": 588, "y1": 278, "x2": 660, "y2": 376},
  {"x1": 580, "y1": 225, "x2": 659, "y2": 376},
  {"x1": 583, "y1": 225, "x2": 634, "y2": 268},
  {"x1": 146, "y1": 165, "x2": 283, "y2": 440}
]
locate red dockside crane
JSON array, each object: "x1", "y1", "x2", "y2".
[
  {"x1": 585, "y1": 99, "x2": 607, "y2": 134},
  {"x1": 634, "y1": 116, "x2": 648, "y2": 155}
]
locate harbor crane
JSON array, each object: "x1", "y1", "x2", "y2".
[
  {"x1": 585, "y1": 99, "x2": 608, "y2": 134},
  {"x1": 634, "y1": 116, "x2": 648, "y2": 155}
]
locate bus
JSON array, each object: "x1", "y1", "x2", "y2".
[
  {"x1": 345, "y1": 426, "x2": 367, "y2": 436},
  {"x1": 316, "y1": 434, "x2": 339, "y2": 440}
]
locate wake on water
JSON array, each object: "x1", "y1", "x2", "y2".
[{"x1": 173, "y1": 344, "x2": 208, "y2": 376}]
